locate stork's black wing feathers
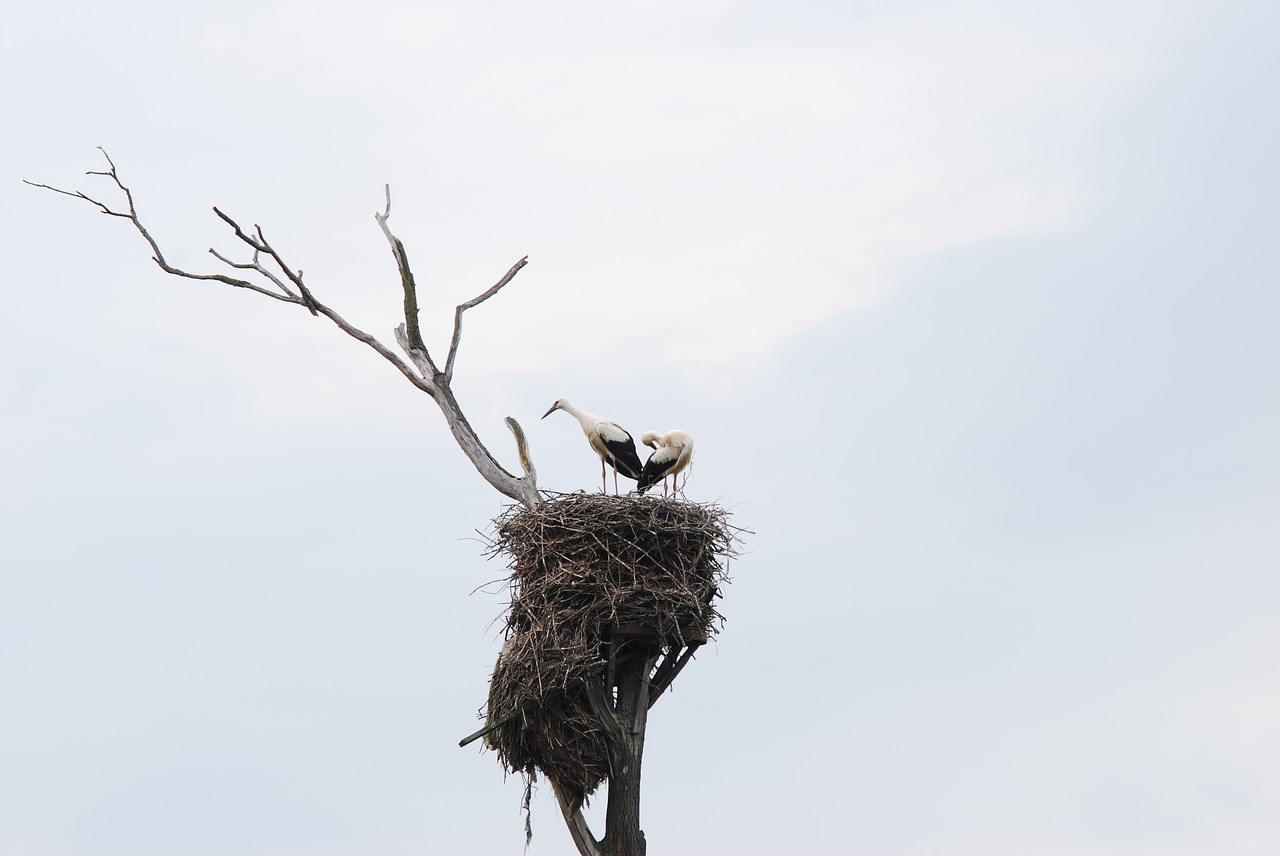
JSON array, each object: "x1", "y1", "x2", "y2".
[
  {"x1": 602, "y1": 435, "x2": 644, "y2": 481},
  {"x1": 637, "y1": 449, "x2": 677, "y2": 493}
]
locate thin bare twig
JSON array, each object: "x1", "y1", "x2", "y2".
[
  {"x1": 208, "y1": 247, "x2": 298, "y2": 300},
  {"x1": 444, "y1": 255, "x2": 528, "y2": 383},
  {"x1": 252, "y1": 222, "x2": 319, "y2": 315},
  {"x1": 26, "y1": 150, "x2": 299, "y2": 304},
  {"x1": 212, "y1": 205, "x2": 265, "y2": 250},
  {"x1": 26, "y1": 150, "x2": 544, "y2": 512},
  {"x1": 27, "y1": 149, "x2": 428, "y2": 382},
  {"x1": 20, "y1": 181, "x2": 130, "y2": 218}
]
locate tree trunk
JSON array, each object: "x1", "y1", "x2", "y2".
[{"x1": 601, "y1": 643, "x2": 658, "y2": 856}]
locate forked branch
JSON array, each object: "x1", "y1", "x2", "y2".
[
  {"x1": 27, "y1": 150, "x2": 541, "y2": 509},
  {"x1": 446, "y1": 256, "x2": 528, "y2": 384},
  {"x1": 25, "y1": 151, "x2": 301, "y2": 306}
]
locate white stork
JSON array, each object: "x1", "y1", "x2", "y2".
[
  {"x1": 637, "y1": 429, "x2": 694, "y2": 496},
  {"x1": 542, "y1": 398, "x2": 644, "y2": 494}
]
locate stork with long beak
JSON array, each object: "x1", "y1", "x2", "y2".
[
  {"x1": 542, "y1": 398, "x2": 644, "y2": 494},
  {"x1": 637, "y1": 429, "x2": 694, "y2": 496}
]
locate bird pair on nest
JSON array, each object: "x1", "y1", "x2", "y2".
[{"x1": 543, "y1": 399, "x2": 694, "y2": 496}]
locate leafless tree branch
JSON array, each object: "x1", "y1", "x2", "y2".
[
  {"x1": 20, "y1": 181, "x2": 130, "y2": 218},
  {"x1": 251, "y1": 221, "x2": 319, "y2": 315},
  {"x1": 505, "y1": 416, "x2": 538, "y2": 486},
  {"x1": 374, "y1": 186, "x2": 430, "y2": 361},
  {"x1": 25, "y1": 150, "x2": 300, "y2": 304},
  {"x1": 445, "y1": 255, "x2": 529, "y2": 384},
  {"x1": 27, "y1": 149, "x2": 541, "y2": 509},
  {"x1": 207, "y1": 247, "x2": 298, "y2": 300}
]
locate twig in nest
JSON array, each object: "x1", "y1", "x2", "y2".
[{"x1": 475, "y1": 492, "x2": 741, "y2": 807}]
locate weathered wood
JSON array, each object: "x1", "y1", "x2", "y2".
[
  {"x1": 553, "y1": 779, "x2": 603, "y2": 856},
  {"x1": 505, "y1": 417, "x2": 537, "y2": 488},
  {"x1": 29, "y1": 153, "x2": 543, "y2": 510},
  {"x1": 584, "y1": 675, "x2": 626, "y2": 745},
  {"x1": 394, "y1": 326, "x2": 541, "y2": 509},
  {"x1": 374, "y1": 185, "x2": 427, "y2": 353},
  {"x1": 458, "y1": 706, "x2": 521, "y2": 749},
  {"x1": 646, "y1": 646, "x2": 683, "y2": 697},
  {"x1": 600, "y1": 645, "x2": 658, "y2": 856},
  {"x1": 606, "y1": 622, "x2": 708, "y2": 645},
  {"x1": 445, "y1": 256, "x2": 529, "y2": 383},
  {"x1": 648, "y1": 643, "x2": 702, "y2": 709}
]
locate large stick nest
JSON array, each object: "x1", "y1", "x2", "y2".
[{"x1": 480, "y1": 492, "x2": 737, "y2": 805}]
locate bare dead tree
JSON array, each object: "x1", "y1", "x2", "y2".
[
  {"x1": 28, "y1": 151, "x2": 733, "y2": 856},
  {"x1": 25, "y1": 149, "x2": 540, "y2": 509}
]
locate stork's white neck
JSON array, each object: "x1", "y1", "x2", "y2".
[
  {"x1": 557, "y1": 400, "x2": 601, "y2": 427},
  {"x1": 556, "y1": 399, "x2": 580, "y2": 417}
]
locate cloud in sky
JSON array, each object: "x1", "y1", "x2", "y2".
[
  {"x1": 133, "y1": 0, "x2": 1195, "y2": 385},
  {"x1": 454, "y1": 1, "x2": 1185, "y2": 377},
  {"x1": 4, "y1": 2, "x2": 1276, "y2": 854}
]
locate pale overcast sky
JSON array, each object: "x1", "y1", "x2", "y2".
[{"x1": 3, "y1": 1, "x2": 1278, "y2": 854}]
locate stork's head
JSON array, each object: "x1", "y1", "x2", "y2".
[
  {"x1": 639, "y1": 430, "x2": 663, "y2": 449},
  {"x1": 542, "y1": 398, "x2": 568, "y2": 419}
]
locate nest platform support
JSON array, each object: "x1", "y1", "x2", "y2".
[{"x1": 475, "y1": 492, "x2": 737, "y2": 855}]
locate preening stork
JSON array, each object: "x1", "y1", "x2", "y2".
[
  {"x1": 542, "y1": 398, "x2": 644, "y2": 494},
  {"x1": 637, "y1": 429, "x2": 694, "y2": 496}
]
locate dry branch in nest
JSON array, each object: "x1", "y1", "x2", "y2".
[{"x1": 478, "y1": 492, "x2": 737, "y2": 808}]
